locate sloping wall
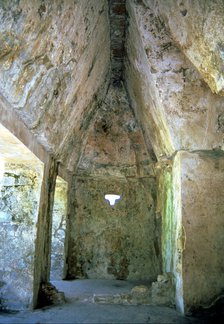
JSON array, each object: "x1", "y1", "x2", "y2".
[{"x1": 0, "y1": 0, "x2": 110, "y2": 172}]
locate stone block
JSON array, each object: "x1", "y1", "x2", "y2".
[{"x1": 176, "y1": 151, "x2": 224, "y2": 313}]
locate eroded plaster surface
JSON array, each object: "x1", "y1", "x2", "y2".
[
  {"x1": 0, "y1": 0, "x2": 224, "y2": 316},
  {"x1": 157, "y1": 0, "x2": 224, "y2": 95},
  {"x1": 125, "y1": 0, "x2": 224, "y2": 158},
  {"x1": 67, "y1": 176, "x2": 160, "y2": 281},
  {"x1": 0, "y1": 0, "x2": 110, "y2": 172},
  {"x1": 66, "y1": 84, "x2": 160, "y2": 282},
  {"x1": 180, "y1": 151, "x2": 224, "y2": 313}
]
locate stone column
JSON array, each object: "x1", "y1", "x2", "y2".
[
  {"x1": 63, "y1": 175, "x2": 76, "y2": 279},
  {"x1": 158, "y1": 151, "x2": 224, "y2": 314},
  {"x1": 33, "y1": 156, "x2": 58, "y2": 308},
  {"x1": 171, "y1": 151, "x2": 224, "y2": 314},
  {"x1": 179, "y1": 151, "x2": 224, "y2": 313}
]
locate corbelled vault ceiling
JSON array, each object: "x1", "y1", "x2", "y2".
[{"x1": 0, "y1": 0, "x2": 224, "y2": 180}]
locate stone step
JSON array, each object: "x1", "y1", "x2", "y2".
[
  {"x1": 52, "y1": 274, "x2": 175, "y2": 307},
  {"x1": 93, "y1": 285, "x2": 152, "y2": 305}
]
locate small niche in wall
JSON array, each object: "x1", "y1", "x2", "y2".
[{"x1": 104, "y1": 194, "x2": 121, "y2": 206}]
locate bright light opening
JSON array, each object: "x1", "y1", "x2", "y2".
[{"x1": 104, "y1": 194, "x2": 121, "y2": 206}]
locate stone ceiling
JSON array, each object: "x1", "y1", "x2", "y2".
[
  {"x1": 0, "y1": 0, "x2": 224, "y2": 180},
  {"x1": 109, "y1": 0, "x2": 126, "y2": 84}
]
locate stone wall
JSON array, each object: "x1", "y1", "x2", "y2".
[
  {"x1": 156, "y1": 158, "x2": 183, "y2": 312},
  {"x1": 125, "y1": 0, "x2": 224, "y2": 159},
  {"x1": 158, "y1": 151, "x2": 224, "y2": 313},
  {"x1": 157, "y1": 0, "x2": 224, "y2": 95},
  {"x1": 125, "y1": 0, "x2": 224, "y2": 314},
  {"x1": 0, "y1": 0, "x2": 110, "y2": 172},
  {"x1": 65, "y1": 83, "x2": 161, "y2": 282},
  {"x1": 179, "y1": 151, "x2": 224, "y2": 313},
  {"x1": 156, "y1": 161, "x2": 174, "y2": 274},
  {"x1": 67, "y1": 176, "x2": 160, "y2": 281},
  {"x1": 50, "y1": 177, "x2": 68, "y2": 280},
  {"x1": 0, "y1": 162, "x2": 42, "y2": 310}
]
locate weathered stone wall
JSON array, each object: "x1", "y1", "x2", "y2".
[
  {"x1": 125, "y1": 1, "x2": 224, "y2": 314},
  {"x1": 0, "y1": 162, "x2": 42, "y2": 310},
  {"x1": 156, "y1": 156, "x2": 183, "y2": 312},
  {"x1": 76, "y1": 84, "x2": 156, "y2": 178},
  {"x1": 32, "y1": 157, "x2": 58, "y2": 308},
  {"x1": 50, "y1": 177, "x2": 68, "y2": 280},
  {"x1": 156, "y1": 0, "x2": 224, "y2": 96},
  {"x1": 156, "y1": 161, "x2": 174, "y2": 274},
  {"x1": 179, "y1": 151, "x2": 224, "y2": 313},
  {"x1": 66, "y1": 84, "x2": 161, "y2": 282},
  {"x1": 125, "y1": 0, "x2": 224, "y2": 159},
  {"x1": 1, "y1": 0, "x2": 223, "y2": 315},
  {"x1": 67, "y1": 176, "x2": 160, "y2": 281},
  {"x1": 0, "y1": 0, "x2": 110, "y2": 172},
  {"x1": 158, "y1": 151, "x2": 224, "y2": 313}
]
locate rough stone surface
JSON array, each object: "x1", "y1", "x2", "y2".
[
  {"x1": 158, "y1": 150, "x2": 224, "y2": 313},
  {"x1": 37, "y1": 282, "x2": 65, "y2": 308},
  {"x1": 179, "y1": 150, "x2": 224, "y2": 313},
  {"x1": 66, "y1": 84, "x2": 160, "y2": 282},
  {"x1": 0, "y1": 163, "x2": 43, "y2": 310},
  {"x1": 0, "y1": 0, "x2": 110, "y2": 172},
  {"x1": 130, "y1": 285, "x2": 151, "y2": 305},
  {"x1": 67, "y1": 176, "x2": 160, "y2": 282},
  {"x1": 93, "y1": 284, "x2": 152, "y2": 306},
  {"x1": 50, "y1": 177, "x2": 68, "y2": 281},
  {"x1": 0, "y1": 280, "x2": 200, "y2": 324},
  {"x1": 125, "y1": 0, "x2": 224, "y2": 158},
  {"x1": 33, "y1": 157, "x2": 58, "y2": 308},
  {"x1": 109, "y1": 0, "x2": 127, "y2": 83},
  {"x1": 76, "y1": 84, "x2": 156, "y2": 177},
  {"x1": 156, "y1": 0, "x2": 224, "y2": 95},
  {"x1": 151, "y1": 273, "x2": 175, "y2": 306},
  {"x1": 156, "y1": 155, "x2": 188, "y2": 313},
  {"x1": 93, "y1": 276, "x2": 174, "y2": 307},
  {"x1": 0, "y1": 0, "x2": 224, "y2": 318},
  {"x1": 156, "y1": 160, "x2": 174, "y2": 275}
]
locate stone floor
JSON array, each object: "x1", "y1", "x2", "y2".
[{"x1": 0, "y1": 279, "x2": 219, "y2": 323}]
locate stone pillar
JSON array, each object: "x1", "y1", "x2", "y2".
[
  {"x1": 181, "y1": 151, "x2": 224, "y2": 313},
  {"x1": 63, "y1": 175, "x2": 76, "y2": 280},
  {"x1": 50, "y1": 177, "x2": 68, "y2": 280},
  {"x1": 33, "y1": 156, "x2": 58, "y2": 308},
  {"x1": 156, "y1": 157, "x2": 183, "y2": 312},
  {"x1": 173, "y1": 151, "x2": 224, "y2": 314}
]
